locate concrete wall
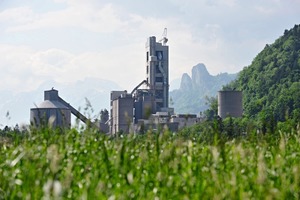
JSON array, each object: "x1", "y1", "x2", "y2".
[
  {"x1": 218, "y1": 91, "x2": 243, "y2": 118},
  {"x1": 30, "y1": 108, "x2": 71, "y2": 128},
  {"x1": 170, "y1": 115, "x2": 199, "y2": 130},
  {"x1": 111, "y1": 95, "x2": 134, "y2": 134},
  {"x1": 110, "y1": 91, "x2": 127, "y2": 133}
]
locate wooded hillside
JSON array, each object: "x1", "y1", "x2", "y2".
[{"x1": 226, "y1": 24, "x2": 300, "y2": 122}]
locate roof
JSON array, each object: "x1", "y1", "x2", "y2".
[{"x1": 36, "y1": 100, "x2": 69, "y2": 109}]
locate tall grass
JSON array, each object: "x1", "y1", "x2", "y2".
[{"x1": 1, "y1": 125, "x2": 300, "y2": 199}]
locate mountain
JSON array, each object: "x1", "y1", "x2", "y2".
[
  {"x1": 225, "y1": 24, "x2": 300, "y2": 122},
  {"x1": 169, "y1": 78, "x2": 181, "y2": 91},
  {"x1": 0, "y1": 78, "x2": 121, "y2": 127},
  {"x1": 170, "y1": 63, "x2": 237, "y2": 114}
]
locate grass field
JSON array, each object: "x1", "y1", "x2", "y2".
[{"x1": 1, "y1": 125, "x2": 300, "y2": 199}]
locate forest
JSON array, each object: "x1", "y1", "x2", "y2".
[{"x1": 224, "y1": 24, "x2": 300, "y2": 129}]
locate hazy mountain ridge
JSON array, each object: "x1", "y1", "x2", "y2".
[{"x1": 170, "y1": 63, "x2": 237, "y2": 114}]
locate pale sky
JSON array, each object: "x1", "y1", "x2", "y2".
[{"x1": 0, "y1": 0, "x2": 299, "y2": 93}]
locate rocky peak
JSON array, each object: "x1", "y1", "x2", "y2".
[
  {"x1": 191, "y1": 63, "x2": 212, "y2": 88},
  {"x1": 180, "y1": 73, "x2": 192, "y2": 91}
]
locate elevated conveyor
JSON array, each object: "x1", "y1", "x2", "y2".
[
  {"x1": 58, "y1": 96, "x2": 90, "y2": 124},
  {"x1": 40, "y1": 89, "x2": 96, "y2": 128}
]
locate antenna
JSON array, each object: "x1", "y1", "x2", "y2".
[{"x1": 159, "y1": 28, "x2": 168, "y2": 46}]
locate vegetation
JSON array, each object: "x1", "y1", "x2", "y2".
[
  {"x1": 0, "y1": 122, "x2": 300, "y2": 199},
  {"x1": 1, "y1": 24, "x2": 300, "y2": 200},
  {"x1": 225, "y1": 24, "x2": 300, "y2": 125}
]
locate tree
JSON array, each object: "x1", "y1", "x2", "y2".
[
  {"x1": 203, "y1": 96, "x2": 218, "y2": 120},
  {"x1": 223, "y1": 24, "x2": 300, "y2": 123}
]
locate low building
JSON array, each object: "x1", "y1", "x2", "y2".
[
  {"x1": 111, "y1": 92, "x2": 134, "y2": 134},
  {"x1": 170, "y1": 114, "x2": 199, "y2": 130}
]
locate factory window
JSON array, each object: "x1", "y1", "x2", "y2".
[
  {"x1": 157, "y1": 102, "x2": 163, "y2": 110},
  {"x1": 146, "y1": 65, "x2": 149, "y2": 74},
  {"x1": 146, "y1": 52, "x2": 149, "y2": 62},
  {"x1": 155, "y1": 77, "x2": 163, "y2": 82},
  {"x1": 156, "y1": 90, "x2": 163, "y2": 98},
  {"x1": 155, "y1": 65, "x2": 161, "y2": 73},
  {"x1": 156, "y1": 51, "x2": 163, "y2": 60}
]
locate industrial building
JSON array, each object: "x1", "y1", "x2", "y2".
[
  {"x1": 109, "y1": 31, "x2": 175, "y2": 134},
  {"x1": 146, "y1": 35, "x2": 169, "y2": 111},
  {"x1": 111, "y1": 91, "x2": 134, "y2": 134},
  {"x1": 31, "y1": 32, "x2": 173, "y2": 133},
  {"x1": 30, "y1": 30, "x2": 243, "y2": 133},
  {"x1": 108, "y1": 31, "x2": 207, "y2": 134},
  {"x1": 170, "y1": 114, "x2": 200, "y2": 130},
  {"x1": 218, "y1": 91, "x2": 243, "y2": 118},
  {"x1": 31, "y1": 89, "x2": 108, "y2": 131},
  {"x1": 30, "y1": 89, "x2": 71, "y2": 128}
]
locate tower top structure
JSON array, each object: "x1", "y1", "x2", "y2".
[{"x1": 145, "y1": 34, "x2": 169, "y2": 112}]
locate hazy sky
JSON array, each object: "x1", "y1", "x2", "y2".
[{"x1": 0, "y1": 0, "x2": 299, "y2": 92}]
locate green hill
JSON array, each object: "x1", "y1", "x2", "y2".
[{"x1": 226, "y1": 24, "x2": 300, "y2": 122}]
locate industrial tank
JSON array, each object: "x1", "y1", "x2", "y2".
[
  {"x1": 218, "y1": 91, "x2": 243, "y2": 118},
  {"x1": 30, "y1": 89, "x2": 71, "y2": 128}
]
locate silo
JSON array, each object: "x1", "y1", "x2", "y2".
[
  {"x1": 111, "y1": 93, "x2": 134, "y2": 134},
  {"x1": 30, "y1": 89, "x2": 71, "y2": 128},
  {"x1": 133, "y1": 89, "x2": 155, "y2": 123},
  {"x1": 218, "y1": 91, "x2": 243, "y2": 118}
]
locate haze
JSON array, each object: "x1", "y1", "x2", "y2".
[{"x1": 0, "y1": 0, "x2": 299, "y2": 126}]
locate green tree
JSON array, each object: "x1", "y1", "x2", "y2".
[{"x1": 203, "y1": 96, "x2": 218, "y2": 120}]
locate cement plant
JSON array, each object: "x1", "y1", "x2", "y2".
[{"x1": 30, "y1": 29, "x2": 243, "y2": 134}]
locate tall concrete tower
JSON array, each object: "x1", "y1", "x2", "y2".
[{"x1": 145, "y1": 36, "x2": 169, "y2": 112}]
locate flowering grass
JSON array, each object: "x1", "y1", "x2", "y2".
[{"x1": 1, "y1": 126, "x2": 300, "y2": 199}]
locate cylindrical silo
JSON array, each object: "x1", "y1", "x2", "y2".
[
  {"x1": 218, "y1": 91, "x2": 243, "y2": 118},
  {"x1": 30, "y1": 89, "x2": 71, "y2": 128}
]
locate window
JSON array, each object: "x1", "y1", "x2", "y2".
[
  {"x1": 155, "y1": 77, "x2": 163, "y2": 82},
  {"x1": 156, "y1": 90, "x2": 163, "y2": 98},
  {"x1": 157, "y1": 102, "x2": 163, "y2": 110},
  {"x1": 156, "y1": 51, "x2": 163, "y2": 60},
  {"x1": 146, "y1": 52, "x2": 149, "y2": 62},
  {"x1": 155, "y1": 65, "x2": 161, "y2": 73}
]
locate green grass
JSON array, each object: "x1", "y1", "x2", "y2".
[{"x1": 1, "y1": 125, "x2": 300, "y2": 199}]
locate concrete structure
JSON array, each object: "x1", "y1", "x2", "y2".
[
  {"x1": 31, "y1": 32, "x2": 211, "y2": 133},
  {"x1": 31, "y1": 89, "x2": 108, "y2": 131},
  {"x1": 133, "y1": 89, "x2": 155, "y2": 123},
  {"x1": 170, "y1": 114, "x2": 199, "y2": 130},
  {"x1": 30, "y1": 89, "x2": 71, "y2": 128},
  {"x1": 135, "y1": 118, "x2": 179, "y2": 133},
  {"x1": 110, "y1": 32, "x2": 202, "y2": 134},
  {"x1": 111, "y1": 92, "x2": 134, "y2": 134},
  {"x1": 109, "y1": 34, "x2": 170, "y2": 134},
  {"x1": 134, "y1": 113, "x2": 203, "y2": 133},
  {"x1": 218, "y1": 91, "x2": 243, "y2": 118},
  {"x1": 146, "y1": 36, "x2": 169, "y2": 112},
  {"x1": 151, "y1": 112, "x2": 170, "y2": 124},
  {"x1": 110, "y1": 91, "x2": 127, "y2": 133}
]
